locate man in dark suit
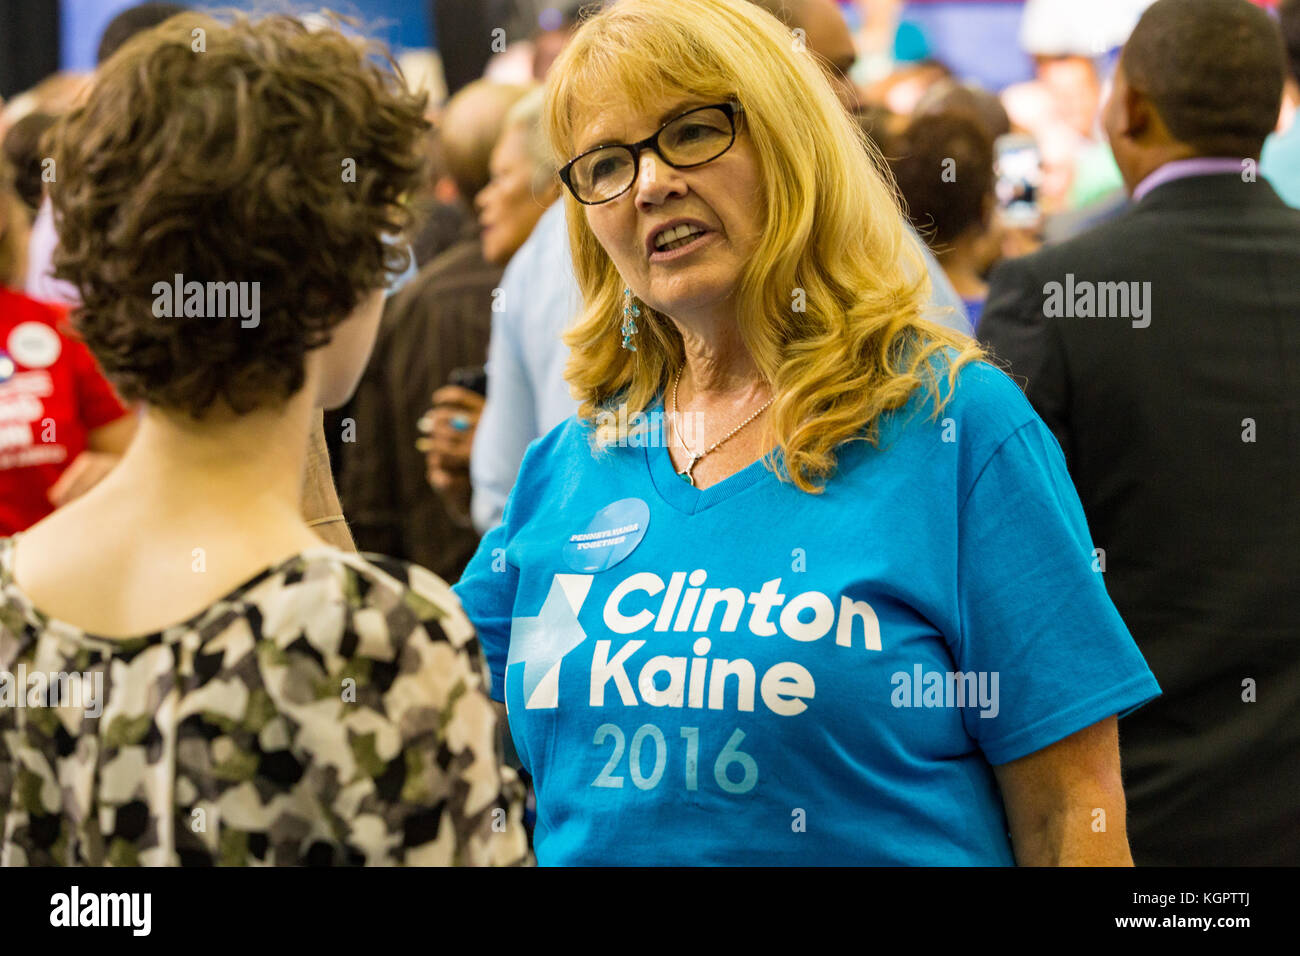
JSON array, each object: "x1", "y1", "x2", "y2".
[
  {"x1": 339, "y1": 81, "x2": 528, "y2": 582},
  {"x1": 979, "y1": 0, "x2": 1299, "y2": 865}
]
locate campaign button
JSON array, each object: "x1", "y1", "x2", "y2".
[
  {"x1": 7, "y1": 322, "x2": 61, "y2": 369},
  {"x1": 563, "y1": 497, "x2": 650, "y2": 573}
]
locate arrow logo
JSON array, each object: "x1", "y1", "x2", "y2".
[{"x1": 507, "y1": 574, "x2": 593, "y2": 709}]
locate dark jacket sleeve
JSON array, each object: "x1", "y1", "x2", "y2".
[
  {"x1": 977, "y1": 253, "x2": 1074, "y2": 466},
  {"x1": 338, "y1": 316, "x2": 402, "y2": 556}
]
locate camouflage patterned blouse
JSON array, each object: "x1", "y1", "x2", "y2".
[{"x1": 0, "y1": 535, "x2": 529, "y2": 866}]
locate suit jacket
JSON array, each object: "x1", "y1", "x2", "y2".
[
  {"x1": 339, "y1": 223, "x2": 502, "y2": 582},
  {"x1": 979, "y1": 173, "x2": 1300, "y2": 865}
]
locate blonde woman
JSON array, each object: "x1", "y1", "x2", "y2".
[{"x1": 454, "y1": 0, "x2": 1159, "y2": 865}]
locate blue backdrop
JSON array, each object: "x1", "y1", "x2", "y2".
[
  {"x1": 60, "y1": 0, "x2": 434, "y2": 70},
  {"x1": 898, "y1": 1, "x2": 1034, "y2": 91}
]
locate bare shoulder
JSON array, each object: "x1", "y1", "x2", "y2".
[{"x1": 10, "y1": 505, "x2": 326, "y2": 639}]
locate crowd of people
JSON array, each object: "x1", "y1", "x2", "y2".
[{"x1": 0, "y1": 0, "x2": 1295, "y2": 866}]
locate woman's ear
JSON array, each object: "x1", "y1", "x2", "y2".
[{"x1": 314, "y1": 288, "x2": 386, "y2": 411}]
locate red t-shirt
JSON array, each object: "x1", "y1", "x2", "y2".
[{"x1": 0, "y1": 287, "x2": 129, "y2": 535}]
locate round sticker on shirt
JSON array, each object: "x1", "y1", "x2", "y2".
[
  {"x1": 0, "y1": 351, "x2": 13, "y2": 384},
  {"x1": 7, "y1": 322, "x2": 61, "y2": 369},
  {"x1": 562, "y1": 497, "x2": 650, "y2": 573}
]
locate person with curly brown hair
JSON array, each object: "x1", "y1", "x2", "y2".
[
  {"x1": 0, "y1": 12, "x2": 527, "y2": 866},
  {"x1": 0, "y1": 155, "x2": 136, "y2": 536},
  {"x1": 20, "y1": 0, "x2": 358, "y2": 551},
  {"x1": 889, "y1": 112, "x2": 1000, "y2": 330}
]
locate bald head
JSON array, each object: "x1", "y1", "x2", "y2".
[
  {"x1": 1121, "y1": 0, "x2": 1283, "y2": 157},
  {"x1": 439, "y1": 80, "x2": 531, "y2": 205},
  {"x1": 1103, "y1": 0, "x2": 1284, "y2": 193},
  {"x1": 750, "y1": 0, "x2": 859, "y2": 110}
]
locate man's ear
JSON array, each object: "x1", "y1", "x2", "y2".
[{"x1": 1121, "y1": 84, "x2": 1154, "y2": 142}]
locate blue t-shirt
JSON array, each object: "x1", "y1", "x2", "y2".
[
  {"x1": 1262, "y1": 124, "x2": 1300, "y2": 210},
  {"x1": 454, "y1": 358, "x2": 1160, "y2": 865}
]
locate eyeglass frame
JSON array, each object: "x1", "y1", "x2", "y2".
[{"x1": 557, "y1": 100, "x2": 745, "y2": 206}]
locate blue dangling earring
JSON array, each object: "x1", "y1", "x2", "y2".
[{"x1": 621, "y1": 287, "x2": 641, "y2": 351}]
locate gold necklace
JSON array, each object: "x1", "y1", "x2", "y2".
[{"x1": 669, "y1": 367, "x2": 774, "y2": 487}]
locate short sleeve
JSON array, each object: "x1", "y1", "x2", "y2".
[
  {"x1": 453, "y1": 517, "x2": 517, "y2": 704},
  {"x1": 953, "y1": 417, "x2": 1160, "y2": 765},
  {"x1": 278, "y1": 558, "x2": 529, "y2": 865}
]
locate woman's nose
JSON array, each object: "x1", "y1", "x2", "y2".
[{"x1": 634, "y1": 152, "x2": 685, "y2": 207}]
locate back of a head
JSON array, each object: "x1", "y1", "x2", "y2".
[
  {"x1": 51, "y1": 13, "x2": 428, "y2": 419},
  {"x1": 439, "y1": 80, "x2": 531, "y2": 205},
  {"x1": 502, "y1": 86, "x2": 559, "y2": 194},
  {"x1": 853, "y1": 103, "x2": 899, "y2": 154},
  {"x1": 890, "y1": 112, "x2": 995, "y2": 250},
  {"x1": 747, "y1": 0, "x2": 858, "y2": 106},
  {"x1": 1281, "y1": 0, "x2": 1300, "y2": 85},
  {"x1": 1122, "y1": 0, "x2": 1285, "y2": 157},
  {"x1": 914, "y1": 79, "x2": 1011, "y2": 142},
  {"x1": 1, "y1": 112, "x2": 57, "y2": 211},
  {"x1": 96, "y1": 1, "x2": 191, "y2": 64}
]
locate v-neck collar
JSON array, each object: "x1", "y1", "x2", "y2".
[{"x1": 643, "y1": 395, "x2": 775, "y2": 514}]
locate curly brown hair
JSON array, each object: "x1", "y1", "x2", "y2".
[
  {"x1": 888, "y1": 112, "x2": 994, "y2": 251},
  {"x1": 49, "y1": 11, "x2": 429, "y2": 418}
]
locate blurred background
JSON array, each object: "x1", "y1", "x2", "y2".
[
  {"x1": 4, "y1": 0, "x2": 1293, "y2": 247},
  {"x1": 3, "y1": 0, "x2": 1294, "y2": 222}
]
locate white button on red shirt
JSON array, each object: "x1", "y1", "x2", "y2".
[{"x1": 0, "y1": 287, "x2": 129, "y2": 535}]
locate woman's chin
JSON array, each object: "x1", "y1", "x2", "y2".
[{"x1": 644, "y1": 282, "x2": 736, "y2": 326}]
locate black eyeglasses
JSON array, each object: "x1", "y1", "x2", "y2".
[{"x1": 559, "y1": 101, "x2": 744, "y2": 205}]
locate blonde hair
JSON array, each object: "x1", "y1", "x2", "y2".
[{"x1": 543, "y1": 0, "x2": 983, "y2": 492}]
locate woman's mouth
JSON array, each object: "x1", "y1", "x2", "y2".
[{"x1": 649, "y1": 229, "x2": 716, "y2": 262}]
